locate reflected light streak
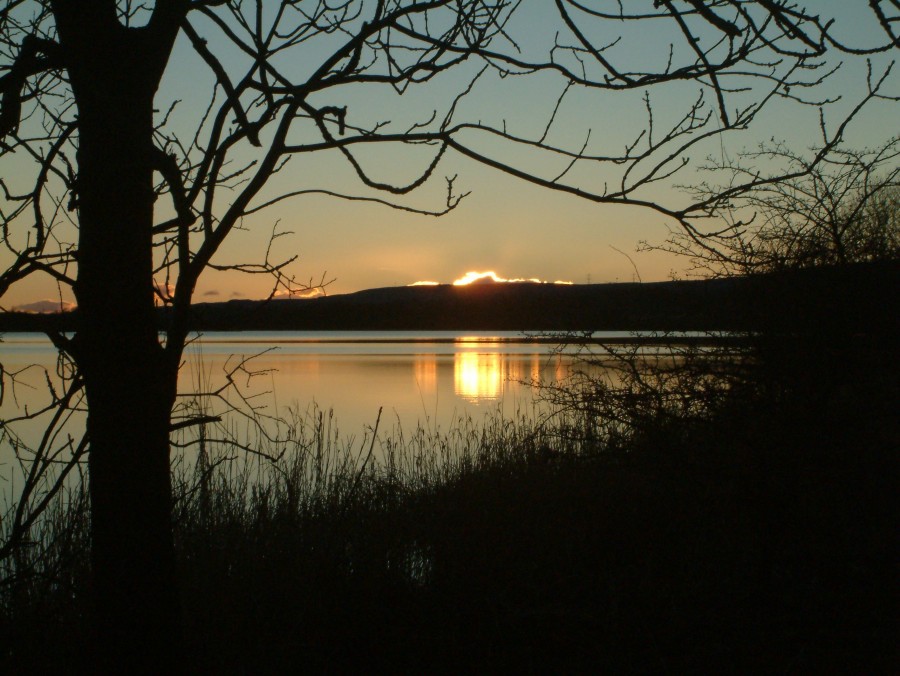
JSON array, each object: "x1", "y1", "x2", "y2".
[
  {"x1": 455, "y1": 335, "x2": 503, "y2": 347},
  {"x1": 553, "y1": 353, "x2": 568, "y2": 383},
  {"x1": 455, "y1": 352, "x2": 503, "y2": 402},
  {"x1": 414, "y1": 354, "x2": 437, "y2": 395},
  {"x1": 529, "y1": 354, "x2": 543, "y2": 390}
]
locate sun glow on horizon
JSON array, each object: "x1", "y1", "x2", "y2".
[
  {"x1": 408, "y1": 271, "x2": 575, "y2": 287},
  {"x1": 272, "y1": 286, "x2": 326, "y2": 299},
  {"x1": 453, "y1": 271, "x2": 574, "y2": 286},
  {"x1": 454, "y1": 271, "x2": 513, "y2": 285}
]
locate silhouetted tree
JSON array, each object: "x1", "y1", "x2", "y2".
[
  {"x1": 656, "y1": 137, "x2": 900, "y2": 275},
  {"x1": 0, "y1": 0, "x2": 897, "y2": 667}
]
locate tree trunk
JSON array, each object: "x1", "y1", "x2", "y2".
[
  {"x1": 75, "y1": 106, "x2": 182, "y2": 666},
  {"x1": 61, "y1": 16, "x2": 184, "y2": 668}
]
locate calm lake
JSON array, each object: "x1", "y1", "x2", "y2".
[
  {"x1": 2, "y1": 331, "x2": 620, "y2": 493},
  {"x1": 177, "y1": 331, "x2": 594, "y2": 429}
]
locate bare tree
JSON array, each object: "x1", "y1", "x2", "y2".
[
  {"x1": 655, "y1": 136, "x2": 900, "y2": 275},
  {"x1": 0, "y1": 0, "x2": 897, "y2": 667}
]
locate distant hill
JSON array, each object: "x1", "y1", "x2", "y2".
[
  {"x1": 1, "y1": 262, "x2": 896, "y2": 333},
  {"x1": 185, "y1": 277, "x2": 743, "y2": 332}
]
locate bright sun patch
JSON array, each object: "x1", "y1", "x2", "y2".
[
  {"x1": 453, "y1": 271, "x2": 509, "y2": 285},
  {"x1": 410, "y1": 271, "x2": 574, "y2": 286},
  {"x1": 453, "y1": 271, "x2": 573, "y2": 286}
]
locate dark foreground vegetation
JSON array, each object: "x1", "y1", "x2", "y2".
[{"x1": 2, "y1": 316, "x2": 897, "y2": 673}]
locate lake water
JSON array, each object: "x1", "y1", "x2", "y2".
[
  {"x1": 2, "y1": 331, "x2": 611, "y2": 495},
  {"x1": 176, "y1": 331, "x2": 590, "y2": 430}
]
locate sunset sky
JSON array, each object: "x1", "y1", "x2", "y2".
[{"x1": 1, "y1": 1, "x2": 897, "y2": 311}]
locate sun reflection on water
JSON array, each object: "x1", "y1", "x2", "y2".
[
  {"x1": 413, "y1": 354, "x2": 438, "y2": 395},
  {"x1": 454, "y1": 352, "x2": 504, "y2": 402}
]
